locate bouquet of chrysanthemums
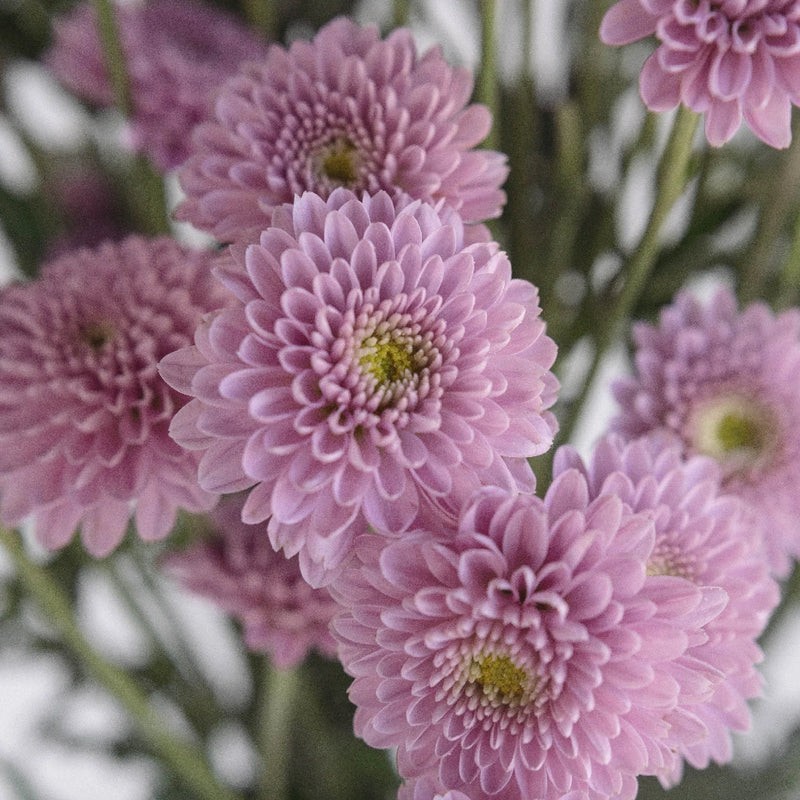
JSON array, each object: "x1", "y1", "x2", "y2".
[{"x1": 2, "y1": 1, "x2": 800, "y2": 798}]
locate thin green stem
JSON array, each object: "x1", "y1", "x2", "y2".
[
  {"x1": 0, "y1": 527, "x2": 240, "y2": 800},
  {"x1": 477, "y1": 0, "x2": 499, "y2": 151},
  {"x1": 242, "y1": 0, "x2": 276, "y2": 39},
  {"x1": 91, "y1": 0, "x2": 132, "y2": 117},
  {"x1": 393, "y1": 0, "x2": 411, "y2": 28},
  {"x1": 258, "y1": 660, "x2": 300, "y2": 800},
  {"x1": 557, "y1": 106, "x2": 699, "y2": 445}
]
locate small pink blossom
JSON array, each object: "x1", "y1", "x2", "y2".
[
  {"x1": 555, "y1": 433, "x2": 779, "y2": 783},
  {"x1": 166, "y1": 496, "x2": 338, "y2": 668},
  {"x1": 45, "y1": 0, "x2": 268, "y2": 170},
  {"x1": 0, "y1": 236, "x2": 229, "y2": 555},
  {"x1": 176, "y1": 16, "x2": 507, "y2": 242},
  {"x1": 600, "y1": 0, "x2": 800, "y2": 147},
  {"x1": 612, "y1": 286, "x2": 800, "y2": 575}
]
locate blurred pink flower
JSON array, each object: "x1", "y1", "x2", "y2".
[
  {"x1": 331, "y1": 474, "x2": 724, "y2": 800},
  {"x1": 555, "y1": 433, "x2": 779, "y2": 784},
  {"x1": 612, "y1": 286, "x2": 800, "y2": 575},
  {"x1": 600, "y1": 0, "x2": 800, "y2": 147},
  {"x1": 160, "y1": 189, "x2": 557, "y2": 586},
  {"x1": 45, "y1": 0, "x2": 268, "y2": 170},
  {"x1": 176, "y1": 16, "x2": 508, "y2": 242},
  {"x1": 0, "y1": 236, "x2": 229, "y2": 556},
  {"x1": 166, "y1": 496, "x2": 338, "y2": 668}
]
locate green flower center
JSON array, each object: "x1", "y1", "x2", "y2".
[
  {"x1": 315, "y1": 138, "x2": 360, "y2": 186},
  {"x1": 359, "y1": 338, "x2": 418, "y2": 386},
  {"x1": 469, "y1": 654, "x2": 528, "y2": 703},
  {"x1": 688, "y1": 394, "x2": 776, "y2": 479},
  {"x1": 79, "y1": 320, "x2": 116, "y2": 351}
]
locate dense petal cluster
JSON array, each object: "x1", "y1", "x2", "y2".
[
  {"x1": 612, "y1": 286, "x2": 800, "y2": 575},
  {"x1": 600, "y1": 0, "x2": 800, "y2": 147},
  {"x1": 397, "y1": 775, "x2": 473, "y2": 800},
  {"x1": 176, "y1": 16, "x2": 508, "y2": 242},
  {"x1": 331, "y1": 473, "x2": 730, "y2": 800},
  {"x1": 160, "y1": 189, "x2": 558, "y2": 586},
  {"x1": 166, "y1": 496, "x2": 338, "y2": 667},
  {"x1": 0, "y1": 236, "x2": 229, "y2": 555},
  {"x1": 555, "y1": 433, "x2": 779, "y2": 783},
  {"x1": 45, "y1": 0, "x2": 268, "y2": 169}
]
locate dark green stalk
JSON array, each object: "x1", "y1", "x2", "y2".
[{"x1": 0, "y1": 527, "x2": 240, "y2": 800}]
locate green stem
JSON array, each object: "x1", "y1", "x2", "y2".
[
  {"x1": 557, "y1": 106, "x2": 699, "y2": 445},
  {"x1": 393, "y1": 0, "x2": 411, "y2": 28},
  {"x1": 242, "y1": 0, "x2": 275, "y2": 39},
  {"x1": 477, "y1": 0, "x2": 499, "y2": 151},
  {"x1": 0, "y1": 527, "x2": 240, "y2": 800},
  {"x1": 92, "y1": 0, "x2": 132, "y2": 117},
  {"x1": 258, "y1": 660, "x2": 300, "y2": 800}
]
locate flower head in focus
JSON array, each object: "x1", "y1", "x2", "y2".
[
  {"x1": 159, "y1": 189, "x2": 558, "y2": 586},
  {"x1": 600, "y1": 0, "x2": 800, "y2": 148},
  {"x1": 555, "y1": 433, "x2": 779, "y2": 783},
  {"x1": 0, "y1": 236, "x2": 229, "y2": 556},
  {"x1": 175, "y1": 16, "x2": 508, "y2": 242},
  {"x1": 45, "y1": 0, "x2": 268, "y2": 170},
  {"x1": 612, "y1": 286, "x2": 800, "y2": 575},
  {"x1": 166, "y1": 495, "x2": 338, "y2": 667},
  {"x1": 331, "y1": 473, "x2": 723, "y2": 800}
]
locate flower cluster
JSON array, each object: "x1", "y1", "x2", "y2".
[{"x1": 1, "y1": 7, "x2": 796, "y2": 800}]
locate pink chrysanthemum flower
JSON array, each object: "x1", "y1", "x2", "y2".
[
  {"x1": 599, "y1": 0, "x2": 800, "y2": 148},
  {"x1": 0, "y1": 236, "x2": 229, "y2": 556},
  {"x1": 331, "y1": 474, "x2": 727, "y2": 800},
  {"x1": 160, "y1": 189, "x2": 558, "y2": 586},
  {"x1": 612, "y1": 286, "x2": 800, "y2": 575},
  {"x1": 45, "y1": 0, "x2": 268, "y2": 170},
  {"x1": 166, "y1": 496, "x2": 338, "y2": 668},
  {"x1": 555, "y1": 433, "x2": 779, "y2": 784},
  {"x1": 175, "y1": 16, "x2": 508, "y2": 243}
]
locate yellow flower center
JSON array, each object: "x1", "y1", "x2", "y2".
[
  {"x1": 688, "y1": 394, "x2": 776, "y2": 478},
  {"x1": 315, "y1": 139, "x2": 360, "y2": 186},
  {"x1": 470, "y1": 654, "x2": 528, "y2": 703},
  {"x1": 359, "y1": 338, "x2": 417, "y2": 386}
]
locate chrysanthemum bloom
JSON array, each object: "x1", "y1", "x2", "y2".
[
  {"x1": 175, "y1": 16, "x2": 508, "y2": 243},
  {"x1": 160, "y1": 189, "x2": 558, "y2": 586},
  {"x1": 0, "y1": 236, "x2": 230, "y2": 556},
  {"x1": 599, "y1": 0, "x2": 800, "y2": 148},
  {"x1": 555, "y1": 433, "x2": 779, "y2": 784},
  {"x1": 166, "y1": 496, "x2": 338, "y2": 667},
  {"x1": 331, "y1": 473, "x2": 728, "y2": 800},
  {"x1": 45, "y1": 0, "x2": 268, "y2": 170},
  {"x1": 612, "y1": 286, "x2": 800, "y2": 575}
]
